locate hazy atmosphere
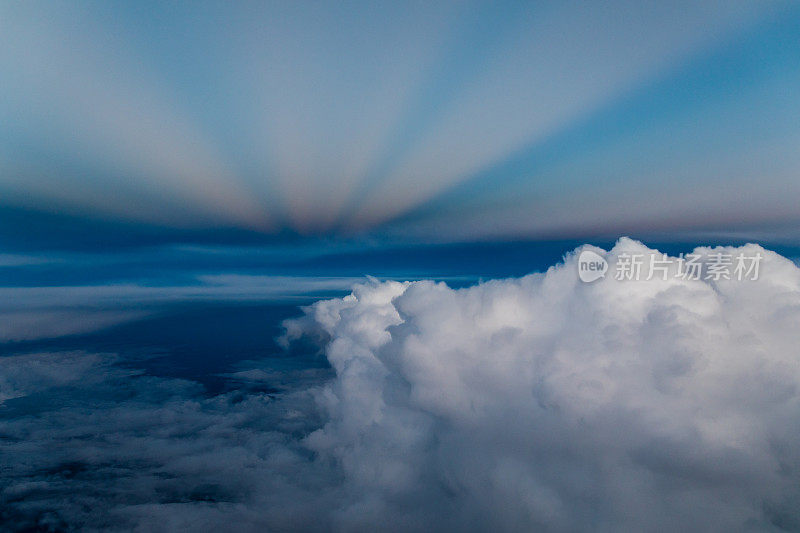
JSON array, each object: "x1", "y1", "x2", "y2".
[{"x1": 2, "y1": 1, "x2": 800, "y2": 531}]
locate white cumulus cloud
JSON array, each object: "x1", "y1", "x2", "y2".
[{"x1": 284, "y1": 237, "x2": 800, "y2": 531}]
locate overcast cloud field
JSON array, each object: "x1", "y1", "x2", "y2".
[{"x1": 3, "y1": 1, "x2": 800, "y2": 532}]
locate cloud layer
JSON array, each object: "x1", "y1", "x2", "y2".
[{"x1": 3, "y1": 238, "x2": 800, "y2": 531}]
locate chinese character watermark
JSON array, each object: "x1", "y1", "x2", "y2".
[{"x1": 579, "y1": 250, "x2": 762, "y2": 283}]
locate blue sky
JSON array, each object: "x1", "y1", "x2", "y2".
[
  {"x1": 1, "y1": 0, "x2": 799, "y2": 248},
  {"x1": 5, "y1": 4, "x2": 800, "y2": 530}
]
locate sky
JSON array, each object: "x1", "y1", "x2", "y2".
[
  {"x1": 2, "y1": 0, "x2": 800, "y2": 249},
  {"x1": 4, "y1": 2, "x2": 800, "y2": 531}
]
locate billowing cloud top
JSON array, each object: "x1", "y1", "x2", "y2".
[{"x1": 283, "y1": 238, "x2": 800, "y2": 530}]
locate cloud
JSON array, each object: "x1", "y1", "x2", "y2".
[
  {"x1": 0, "y1": 351, "x2": 122, "y2": 402},
  {"x1": 0, "y1": 275, "x2": 361, "y2": 342},
  {"x1": 0, "y1": 309, "x2": 147, "y2": 342},
  {"x1": 0, "y1": 253, "x2": 51, "y2": 267},
  {"x1": 3, "y1": 238, "x2": 800, "y2": 531},
  {"x1": 0, "y1": 276, "x2": 362, "y2": 307},
  {"x1": 0, "y1": 351, "x2": 333, "y2": 532},
  {"x1": 284, "y1": 237, "x2": 800, "y2": 531}
]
